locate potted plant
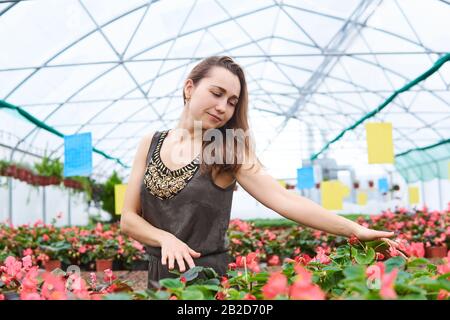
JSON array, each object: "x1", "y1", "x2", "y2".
[
  {"x1": 39, "y1": 241, "x2": 72, "y2": 271},
  {"x1": 0, "y1": 160, "x2": 10, "y2": 176},
  {"x1": 94, "y1": 240, "x2": 118, "y2": 272},
  {"x1": 34, "y1": 156, "x2": 63, "y2": 186}
]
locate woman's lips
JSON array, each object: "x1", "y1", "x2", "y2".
[{"x1": 207, "y1": 112, "x2": 221, "y2": 122}]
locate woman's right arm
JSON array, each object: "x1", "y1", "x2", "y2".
[{"x1": 120, "y1": 132, "x2": 200, "y2": 272}]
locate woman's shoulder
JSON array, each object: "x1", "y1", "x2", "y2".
[{"x1": 135, "y1": 131, "x2": 157, "y2": 158}]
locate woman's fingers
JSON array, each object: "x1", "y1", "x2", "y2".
[
  {"x1": 161, "y1": 251, "x2": 167, "y2": 266},
  {"x1": 168, "y1": 254, "x2": 175, "y2": 270},
  {"x1": 375, "y1": 230, "x2": 395, "y2": 238},
  {"x1": 175, "y1": 253, "x2": 186, "y2": 272},
  {"x1": 189, "y1": 247, "x2": 201, "y2": 257},
  {"x1": 183, "y1": 252, "x2": 196, "y2": 269},
  {"x1": 382, "y1": 238, "x2": 399, "y2": 248}
]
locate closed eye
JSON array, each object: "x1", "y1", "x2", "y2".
[{"x1": 212, "y1": 92, "x2": 236, "y2": 106}]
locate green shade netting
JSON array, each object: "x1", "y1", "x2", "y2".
[{"x1": 395, "y1": 139, "x2": 450, "y2": 183}]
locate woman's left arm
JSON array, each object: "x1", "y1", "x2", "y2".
[{"x1": 236, "y1": 161, "x2": 395, "y2": 241}]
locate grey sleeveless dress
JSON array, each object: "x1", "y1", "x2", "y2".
[{"x1": 140, "y1": 130, "x2": 236, "y2": 289}]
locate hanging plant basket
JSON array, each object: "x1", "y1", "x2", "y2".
[{"x1": 5, "y1": 165, "x2": 17, "y2": 177}]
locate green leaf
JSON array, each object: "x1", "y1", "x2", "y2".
[
  {"x1": 354, "y1": 248, "x2": 375, "y2": 265},
  {"x1": 343, "y1": 265, "x2": 366, "y2": 281},
  {"x1": 181, "y1": 266, "x2": 204, "y2": 281},
  {"x1": 159, "y1": 278, "x2": 183, "y2": 290},
  {"x1": 181, "y1": 288, "x2": 205, "y2": 300},
  {"x1": 384, "y1": 256, "x2": 406, "y2": 273},
  {"x1": 102, "y1": 293, "x2": 133, "y2": 300}
]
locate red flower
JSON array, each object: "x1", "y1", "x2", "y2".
[
  {"x1": 103, "y1": 269, "x2": 117, "y2": 283},
  {"x1": 262, "y1": 272, "x2": 289, "y2": 299},
  {"x1": 380, "y1": 269, "x2": 398, "y2": 300},
  {"x1": 289, "y1": 265, "x2": 325, "y2": 300},
  {"x1": 22, "y1": 248, "x2": 33, "y2": 256},
  {"x1": 180, "y1": 277, "x2": 187, "y2": 284},
  {"x1": 221, "y1": 276, "x2": 229, "y2": 289},
  {"x1": 228, "y1": 262, "x2": 237, "y2": 270},
  {"x1": 42, "y1": 234, "x2": 50, "y2": 241},
  {"x1": 215, "y1": 291, "x2": 226, "y2": 300},
  {"x1": 267, "y1": 255, "x2": 281, "y2": 266},
  {"x1": 348, "y1": 234, "x2": 359, "y2": 246},
  {"x1": 243, "y1": 293, "x2": 257, "y2": 300},
  {"x1": 313, "y1": 247, "x2": 331, "y2": 265},
  {"x1": 41, "y1": 273, "x2": 67, "y2": 300}
]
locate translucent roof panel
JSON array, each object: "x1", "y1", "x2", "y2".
[{"x1": 1, "y1": 0, "x2": 449, "y2": 180}]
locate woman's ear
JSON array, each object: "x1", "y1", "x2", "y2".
[{"x1": 184, "y1": 79, "x2": 194, "y2": 99}]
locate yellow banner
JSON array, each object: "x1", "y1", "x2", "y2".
[
  {"x1": 408, "y1": 186, "x2": 420, "y2": 205},
  {"x1": 365, "y1": 122, "x2": 394, "y2": 164},
  {"x1": 321, "y1": 180, "x2": 344, "y2": 210},
  {"x1": 114, "y1": 184, "x2": 128, "y2": 215},
  {"x1": 357, "y1": 192, "x2": 368, "y2": 205}
]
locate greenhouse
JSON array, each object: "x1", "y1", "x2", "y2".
[{"x1": 0, "y1": 0, "x2": 449, "y2": 302}]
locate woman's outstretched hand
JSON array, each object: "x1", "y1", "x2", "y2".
[
  {"x1": 159, "y1": 233, "x2": 201, "y2": 273},
  {"x1": 354, "y1": 227, "x2": 395, "y2": 242},
  {"x1": 353, "y1": 226, "x2": 408, "y2": 257}
]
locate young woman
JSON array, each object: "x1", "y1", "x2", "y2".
[{"x1": 120, "y1": 56, "x2": 397, "y2": 289}]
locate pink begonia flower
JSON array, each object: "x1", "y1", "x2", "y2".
[
  {"x1": 41, "y1": 273, "x2": 67, "y2": 300},
  {"x1": 289, "y1": 265, "x2": 325, "y2": 300},
  {"x1": 22, "y1": 255, "x2": 33, "y2": 269},
  {"x1": 267, "y1": 255, "x2": 281, "y2": 266},
  {"x1": 42, "y1": 234, "x2": 50, "y2": 241},
  {"x1": 22, "y1": 248, "x2": 33, "y2": 256},
  {"x1": 243, "y1": 293, "x2": 257, "y2": 300},
  {"x1": 78, "y1": 246, "x2": 87, "y2": 254},
  {"x1": 366, "y1": 262, "x2": 398, "y2": 299},
  {"x1": 20, "y1": 292, "x2": 42, "y2": 300},
  {"x1": 313, "y1": 247, "x2": 331, "y2": 265},
  {"x1": 231, "y1": 238, "x2": 242, "y2": 245},
  {"x1": 380, "y1": 269, "x2": 398, "y2": 299},
  {"x1": 236, "y1": 252, "x2": 260, "y2": 273},
  {"x1": 262, "y1": 272, "x2": 289, "y2": 299},
  {"x1": 5, "y1": 256, "x2": 22, "y2": 278},
  {"x1": 133, "y1": 241, "x2": 144, "y2": 251},
  {"x1": 437, "y1": 290, "x2": 449, "y2": 300},
  {"x1": 103, "y1": 269, "x2": 117, "y2": 282}
]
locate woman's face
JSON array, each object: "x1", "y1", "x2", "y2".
[{"x1": 185, "y1": 66, "x2": 241, "y2": 129}]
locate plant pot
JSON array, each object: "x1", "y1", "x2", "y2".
[
  {"x1": 50, "y1": 176, "x2": 61, "y2": 185},
  {"x1": 425, "y1": 246, "x2": 447, "y2": 259},
  {"x1": 44, "y1": 259, "x2": 62, "y2": 272},
  {"x1": 96, "y1": 259, "x2": 113, "y2": 272},
  {"x1": 42, "y1": 176, "x2": 51, "y2": 186},
  {"x1": 5, "y1": 165, "x2": 17, "y2": 177}
]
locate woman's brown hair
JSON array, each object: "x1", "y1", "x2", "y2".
[{"x1": 183, "y1": 56, "x2": 255, "y2": 177}]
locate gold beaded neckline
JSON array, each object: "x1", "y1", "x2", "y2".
[{"x1": 143, "y1": 130, "x2": 200, "y2": 200}]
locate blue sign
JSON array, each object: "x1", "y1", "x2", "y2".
[
  {"x1": 64, "y1": 133, "x2": 92, "y2": 177},
  {"x1": 378, "y1": 178, "x2": 389, "y2": 193},
  {"x1": 297, "y1": 167, "x2": 315, "y2": 190}
]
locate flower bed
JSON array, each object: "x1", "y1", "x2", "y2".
[
  {"x1": 1, "y1": 205, "x2": 449, "y2": 300},
  {"x1": 1, "y1": 238, "x2": 449, "y2": 300},
  {"x1": 0, "y1": 220, "x2": 146, "y2": 271}
]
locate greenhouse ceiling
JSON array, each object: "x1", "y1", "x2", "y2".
[{"x1": 0, "y1": 0, "x2": 449, "y2": 180}]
